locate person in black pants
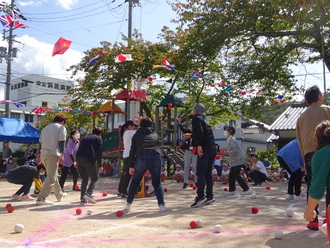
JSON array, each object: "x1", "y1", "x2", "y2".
[{"x1": 76, "y1": 127, "x2": 103, "y2": 205}]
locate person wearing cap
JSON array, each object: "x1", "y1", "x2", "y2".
[
  {"x1": 117, "y1": 120, "x2": 137, "y2": 197},
  {"x1": 223, "y1": 126, "x2": 253, "y2": 195},
  {"x1": 190, "y1": 103, "x2": 217, "y2": 207}
]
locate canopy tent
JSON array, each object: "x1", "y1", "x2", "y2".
[
  {"x1": 97, "y1": 101, "x2": 125, "y2": 113},
  {"x1": 157, "y1": 94, "x2": 185, "y2": 107},
  {"x1": 0, "y1": 117, "x2": 40, "y2": 143}
]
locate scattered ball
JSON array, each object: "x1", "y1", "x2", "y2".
[
  {"x1": 286, "y1": 209, "x2": 294, "y2": 217},
  {"x1": 192, "y1": 186, "x2": 197, "y2": 190},
  {"x1": 224, "y1": 188, "x2": 228, "y2": 191},
  {"x1": 76, "y1": 208, "x2": 82, "y2": 215},
  {"x1": 145, "y1": 185, "x2": 149, "y2": 190},
  {"x1": 7, "y1": 206, "x2": 15, "y2": 213},
  {"x1": 190, "y1": 220, "x2": 198, "y2": 229},
  {"x1": 87, "y1": 209, "x2": 93, "y2": 215},
  {"x1": 14, "y1": 224, "x2": 24, "y2": 233},
  {"x1": 250, "y1": 193, "x2": 257, "y2": 199},
  {"x1": 6, "y1": 203, "x2": 12, "y2": 209},
  {"x1": 251, "y1": 207, "x2": 259, "y2": 214},
  {"x1": 102, "y1": 192, "x2": 108, "y2": 197},
  {"x1": 213, "y1": 224, "x2": 223, "y2": 233},
  {"x1": 321, "y1": 210, "x2": 327, "y2": 218},
  {"x1": 266, "y1": 186, "x2": 271, "y2": 190},
  {"x1": 189, "y1": 183, "x2": 194, "y2": 187},
  {"x1": 196, "y1": 219, "x2": 203, "y2": 228},
  {"x1": 274, "y1": 230, "x2": 284, "y2": 239},
  {"x1": 321, "y1": 223, "x2": 327, "y2": 235},
  {"x1": 116, "y1": 210, "x2": 124, "y2": 217},
  {"x1": 74, "y1": 185, "x2": 80, "y2": 190},
  {"x1": 164, "y1": 188, "x2": 168, "y2": 192}
]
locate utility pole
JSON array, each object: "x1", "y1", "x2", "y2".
[
  {"x1": 4, "y1": 0, "x2": 14, "y2": 118},
  {"x1": 128, "y1": 0, "x2": 132, "y2": 43}
]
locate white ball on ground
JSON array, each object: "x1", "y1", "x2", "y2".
[
  {"x1": 213, "y1": 224, "x2": 223, "y2": 233},
  {"x1": 274, "y1": 230, "x2": 284, "y2": 240},
  {"x1": 321, "y1": 223, "x2": 327, "y2": 235},
  {"x1": 321, "y1": 210, "x2": 327, "y2": 218},
  {"x1": 87, "y1": 209, "x2": 93, "y2": 215},
  {"x1": 196, "y1": 219, "x2": 203, "y2": 228},
  {"x1": 286, "y1": 209, "x2": 294, "y2": 217},
  {"x1": 251, "y1": 193, "x2": 257, "y2": 199},
  {"x1": 14, "y1": 224, "x2": 24, "y2": 233}
]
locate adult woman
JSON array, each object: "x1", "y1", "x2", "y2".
[
  {"x1": 304, "y1": 120, "x2": 330, "y2": 223},
  {"x1": 59, "y1": 130, "x2": 80, "y2": 191},
  {"x1": 124, "y1": 117, "x2": 166, "y2": 211},
  {"x1": 117, "y1": 120, "x2": 137, "y2": 197}
]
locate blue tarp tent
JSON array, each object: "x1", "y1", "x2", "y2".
[{"x1": 0, "y1": 117, "x2": 40, "y2": 143}]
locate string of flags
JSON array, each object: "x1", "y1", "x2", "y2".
[
  {"x1": 0, "y1": 11, "x2": 27, "y2": 29},
  {"x1": 0, "y1": 100, "x2": 25, "y2": 108}
]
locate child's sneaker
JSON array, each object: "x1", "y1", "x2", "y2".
[
  {"x1": 286, "y1": 194, "x2": 294, "y2": 200},
  {"x1": 159, "y1": 205, "x2": 167, "y2": 211},
  {"x1": 11, "y1": 194, "x2": 21, "y2": 200}
]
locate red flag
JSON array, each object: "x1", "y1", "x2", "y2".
[{"x1": 52, "y1": 37, "x2": 72, "y2": 56}]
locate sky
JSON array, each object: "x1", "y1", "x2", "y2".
[{"x1": 0, "y1": 0, "x2": 328, "y2": 103}]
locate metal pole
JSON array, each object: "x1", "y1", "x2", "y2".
[
  {"x1": 321, "y1": 25, "x2": 327, "y2": 104},
  {"x1": 5, "y1": 0, "x2": 14, "y2": 118},
  {"x1": 128, "y1": 0, "x2": 132, "y2": 45}
]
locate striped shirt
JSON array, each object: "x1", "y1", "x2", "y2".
[{"x1": 226, "y1": 136, "x2": 245, "y2": 167}]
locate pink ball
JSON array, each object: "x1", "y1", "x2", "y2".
[
  {"x1": 116, "y1": 210, "x2": 124, "y2": 217},
  {"x1": 74, "y1": 185, "x2": 80, "y2": 190},
  {"x1": 76, "y1": 208, "x2": 82, "y2": 215},
  {"x1": 224, "y1": 188, "x2": 228, "y2": 191},
  {"x1": 266, "y1": 186, "x2": 271, "y2": 190},
  {"x1": 190, "y1": 220, "x2": 198, "y2": 228},
  {"x1": 103, "y1": 192, "x2": 108, "y2": 196},
  {"x1": 189, "y1": 183, "x2": 194, "y2": 187},
  {"x1": 251, "y1": 207, "x2": 259, "y2": 214}
]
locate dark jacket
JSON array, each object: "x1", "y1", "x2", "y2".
[
  {"x1": 7, "y1": 165, "x2": 39, "y2": 180},
  {"x1": 129, "y1": 127, "x2": 161, "y2": 168},
  {"x1": 76, "y1": 134, "x2": 103, "y2": 167},
  {"x1": 192, "y1": 114, "x2": 215, "y2": 148},
  {"x1": 179, "y1": 124, "x2": 194, "y2": 150}
]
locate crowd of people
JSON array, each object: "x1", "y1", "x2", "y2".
[{"x1": 2, "y1": 85, "x2": 330, "y2": 233}]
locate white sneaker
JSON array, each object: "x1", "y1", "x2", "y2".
[
  {"x1": 57, "y1": 192, "x2": 68, "y2": 202},
  {"x1": 225, "y1": 191, "x2": 236, "y2": 196},
  {"x1": 293, "y1": 195, "x2": 307, "y2": 201},
  {"x1": 241, "y1": 188, "x2": 254, "y2": 195},
  {"x1": 286, "y1": 194, "x2": 294, "y2": 200},
  {"x1": 124, "y1": 203, "x2": 131, "y2": 212},
  {"x1": 36, "y1": 200, "x2": 54, "y2": 205},
  {"x1": 159, "y1": 205, "x2": 167, "y2": 211}
]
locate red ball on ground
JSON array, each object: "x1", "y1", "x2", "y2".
[
  {"x1": 192, "y1": 186, "x2": 197, "y2": 190},
  {"x1": 189, "y1": 183, "x2": 194, "y2": 187},
  {"x1": 145, "y1": 185, "x2": 149, "y2": 190},
  {"x1": 6, "y1": 203, "x2": 12, "y2": 209},
  {"x1": 74, "y1": 185, "x2": 80, "y2": 190},
  {"x1": 116, "y1": 210, "x2": 124, "y2": 217},
  {"x1": 7, "y1": 206, "x2": 15, "y2": 213},
  {"x1": 251, "y1": 207, "x2": 259, "y2": 214},
  {"x1": 266, "y1": 186, "x2": 271, "y2": 190},
  {"x1": 190, "y1": 220, "x2": 198, "y2": 229},
  {"x1": 164, "y1": 188, "x2": 168, "y2": 192},
  {"x1": 102, "y1": 192, "x2": 108, "y2": 196},
  {"x1": 224, "y1": 188, "x2": 228, "y2": 191},
  {"x1": 76, "y1": 208, "x2": 82, "y2": 215}
]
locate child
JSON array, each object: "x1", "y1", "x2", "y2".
[
  {"x1": 101, "y1": 158, "x2": 112, "y2": 177},
  {"x1": 161, "y1": 166, "x2": 167, "y2": 182},
  {"x1": 173, "y1": 164, "x2": 184, "y2": 182},
  {"x1": 220, "y1": 163, "x2": 230, "y2": 184},
  {"x1": 212, "y1": 166, "x2": 218, "y2": 182}
]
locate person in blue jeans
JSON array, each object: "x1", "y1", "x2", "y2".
[{"x1": 125, "y1": 117, "x2": 166, "y2": 212}]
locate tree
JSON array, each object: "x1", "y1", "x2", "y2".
[{"x1": 170, "y1": 0, "x2": 330, "y2": 117}]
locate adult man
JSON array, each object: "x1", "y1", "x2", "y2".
[
  {"x1": 249, "y1": 154, "x2": 268, "y2": 186},
  {"x1": 36, "y1": 113, "x2": 68, "y2": 205},
  {"x1": 190, "y1": 103, "x2": 216, "y2": 207},
  {"x1": 296, "y1": 85, "x2": 330, "y2": 231},
  {"x1": 76, "y1": 127, "x2": 103, "y2": 205},
  {"x1": 3, "y1": 141, "x2": 12, "y2": 159}
]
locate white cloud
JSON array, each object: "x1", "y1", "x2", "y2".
[
  {"x1": 56, "y1": 0, "x2": 78, "y2": 10},
  {"x1": 17, "y1": 0, "x2": 47, "y2": 7}
]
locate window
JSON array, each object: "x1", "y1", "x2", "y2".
[
  {"x1": 20, "y1": 101, "x2": 27, "y2": 106},
  {"x1": 117, "y1": 113, "x2": 125, "y2": 122},
  {"x1": 60, "y1": 85, "x2": 65, "y2": 90},
  {"x1": 42, "y1": 102, "x2": 47, "y2": 107},
  {"x1": 14, "y1": 84, "x2": 17, "y2": 89},
  {"x1": 54, "y1": 84, "x2": 59, "y2": 89},
  {"x1": 10, "y1": 113, "x2": 20, "y2": 119},
  {"x1": 48, "y1": 83, "x2": 53, "y2": 88},
  {"x1": 66, "y1": 86, "x2": 71, "y2": 91},
  {"x1": 229, "y1": 120, "x2": 236, "y2": 127},
  {"x1": 42, "y1": 82, "x2": 46, "y2": 87},
  {"x1": 11, "y1": 85, "x2": 13, "y2": 90},
  {"x1": 20, "y1": 82, "x2": 25, "y2": 88},
  {"x1": 36, "y1": 81, "x2": 41, "y2": 86},
  {"x1": 24, "y1": 114, "x2": 34, "y2": 123}
]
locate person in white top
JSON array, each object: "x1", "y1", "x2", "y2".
[
  {"x1": 249, "y1": 154, "x2": 268, "y2": 186},
  {"x1": 117, "y1": 120, "x2": 137, "y2": 197}
]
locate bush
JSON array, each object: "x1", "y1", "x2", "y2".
[{"x1": 255, "y1": 146, "x2": 279, "y2": 169}]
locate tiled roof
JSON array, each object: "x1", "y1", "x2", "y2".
[{"x1": 270, "y1": 104, "x2": 307, "y2": 131}]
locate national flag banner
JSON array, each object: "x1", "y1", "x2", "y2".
[
  {"x1": 256, "y1": 91, "x2": 267, "y2": 95},
  {"x1": 115, "y1": 54, "x2": 133, "y2": 63},
  {"x1": 152, "y1": 65, "x2": 171, "y2": 70},
  {"x1": 162, "y1": 57, "x2": 176, "y2": 71},
  {"x1": 0, "y1": 11, "x2": 28, "y2": 29},
  {"x1": 13, "y1": 102, "x2": 25, "y2": 108},
  {"x1": 52, "y1": 37, "x2": 72, "y2": 56},
  {"x1": 88, "y1": 52, "x2": 105, "y2": 64}
]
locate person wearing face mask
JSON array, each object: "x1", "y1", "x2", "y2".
[
  {"x1": 7, "y1": 164, "x2": 46, "y2": 201},
  {"x1": 223, "y1": 126, "x2": 253, "y2": 196},
  {"x1": 5, "y1": 158, "x2": 17, "y2": 171},
  {"x1": 59, "y1": 130, "x2": 81, "y2": 191}
]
